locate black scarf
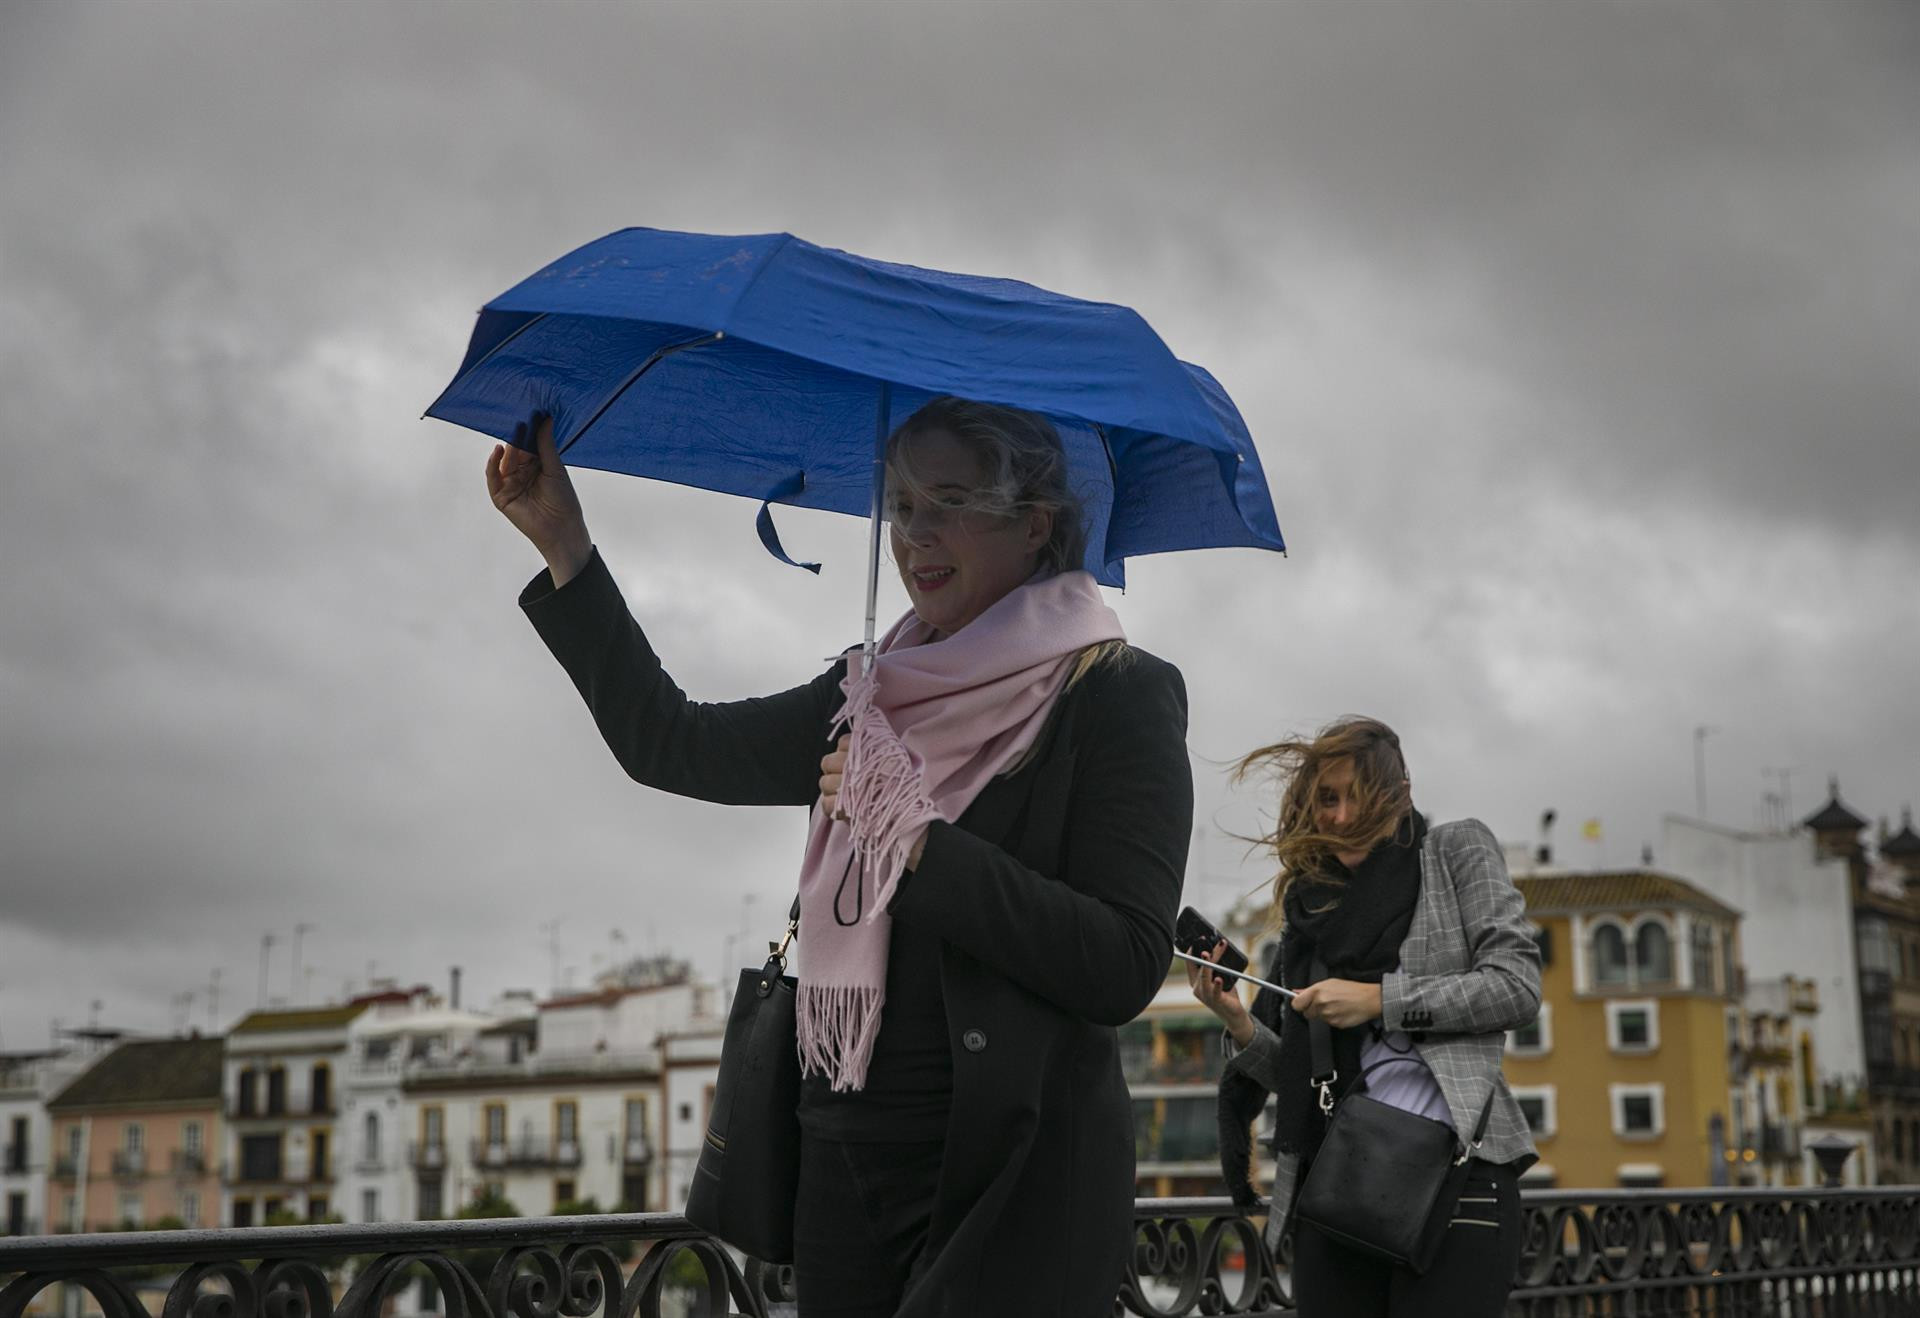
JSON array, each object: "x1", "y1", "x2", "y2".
[{"x1": 1217, "y1": 812, "x2": 1426, "y2": 1209}]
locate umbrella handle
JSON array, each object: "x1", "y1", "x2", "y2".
[{"x1": 861, "y1": 382, "x2": 893, "y2": 663}]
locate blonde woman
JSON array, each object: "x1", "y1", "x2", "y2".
[
  {"x1": 491, "y1": 398, "x2": 1191, "y2": 1318},
  {"x1": 1189, "y1": 717, "x2": 1539, "y2": 1317}
]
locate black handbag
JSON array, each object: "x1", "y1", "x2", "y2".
[
  {"x1": 1291, "y1": 963, "x2": 1496, "y2": 1274},
  {"x1": 683, "y1": 898, "x2": 802, "y2": 1263}
]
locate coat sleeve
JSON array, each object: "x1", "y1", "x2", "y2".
[
  {"x1": 1379, "y1": 819, "x2": 1542, "y2": 1035},
  {"x1": 519, "y1": 549, "x2": 842, "y2": 807},
  {"x1": 885, "y1": 653, "x2": 1193, "y2": 1026}
]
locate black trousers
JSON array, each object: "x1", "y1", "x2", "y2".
[
  {"x1": 1290, "y1": 1159, "x2": 1524, "y2": 1318},
  {"x1": 792, "y1": 1132, "x2": 943, "y2": 1318}
]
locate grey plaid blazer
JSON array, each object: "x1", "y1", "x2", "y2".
[{"x1": 1223, "y1": 818, "x2": 1541, "y2": 1247}]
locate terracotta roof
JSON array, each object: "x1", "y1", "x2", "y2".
[
  {"x1": 1517, "y1": 871, "x2": 1740, "y2": 921},
  {"x1": 540, "y1": 981, "x2": 686, "y2": 1010},
  {"x1": 1884, "y1": 809, "x2": 1920, "y2": 858},
  {"x1": 48, "y1": 1038, "x2": 224, "y2": 1109},
  {"x1": 229, "y1": 1003, "x2": 370, "y2": 1034}
]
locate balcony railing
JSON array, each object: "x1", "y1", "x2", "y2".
[
  {"x1": 468, "y1": 1136, "x2": 583, "y2": 1170},
  {"x1": 3, "y1": 1187, "x2": 1920, "y2": 1317},
  {"x1": 108, "y1": 1150, "x2": 146, "y2": 1179},
  {"x1": 0, "y1": 1216, "x2": 37, "y2": 1238},
  {"x1": 407, "y1": 1140, "x2": 447, "y2": 1171},
  {"x1": 169, "y1": 1151, "x2": 207, "y2": 1177},
  {"x1": 49, "y1": 1155, "x2": 77, "y2": 1180},
  {"x1": 1, "y1": 1146, "x2": 29, "y2": 1176},
  {"x1": 619, "y1": 1134, "x2": 653, "y2": 1166}
]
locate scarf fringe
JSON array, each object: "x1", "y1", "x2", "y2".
[
  {"x1": 836, "y1": 666, "x2": 942, "y2": 922},
  {"x1": 795, "y1": 981, "x2": 886, "y2": 1092}
]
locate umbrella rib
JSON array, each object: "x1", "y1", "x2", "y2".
[
  {"x1": 419, "y1": 312, "x2": 551, "y2": 420},
  {"x1": 557, "y1": 330, "x2": 725, "y2": 457}
]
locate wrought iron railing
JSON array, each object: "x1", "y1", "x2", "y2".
[{"x1": 4, "y1": 1188, "x2": 1919, "y2": 1317}]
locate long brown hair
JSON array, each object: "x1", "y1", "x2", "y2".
[{"x1": 1236, "y1": 716, "x2": 1413, "y2": 915}]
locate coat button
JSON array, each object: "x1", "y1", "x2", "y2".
[{"x1": 962, "y1": 1029, "x2": 988, "y2": 1053}]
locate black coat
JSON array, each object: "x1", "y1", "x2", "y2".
[{"x1": 522, "y1": 552, "x2": 1193, "y2": 1317}]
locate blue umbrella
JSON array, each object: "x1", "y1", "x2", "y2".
[{"x1": 427, "y1": 226, "x2": 1285, "y2": 644}]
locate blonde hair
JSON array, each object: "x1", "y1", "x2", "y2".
[
  {"x1": 885, "y1": 396, "x2": 1090, "y2": 575},
  {"x1": 1236, "y1": 716, "x2": 1413, "y2": 917}
]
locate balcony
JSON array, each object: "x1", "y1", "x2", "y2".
[
  {"x1": 407, "y1": 1140, "x2": 448, "y2": 1172},
  {"x1": 619, "y1": 1134, "x2": 653, "y2": 1166},
  {"x1": 109, "y1": 1150, "x2": 147, "y2": 1180},
  {"x1": 0, "y1": 1180, "x2": 1911, "y2": 1317},
  {"x1": 469, "y1": 1136, "x2": 583, "y2": 1170},
  {"x1": 169, "y1": 1151, "x2": 208, "y2": 1178},
  {"x1": 50, "y1": 1154, "x2": 78, "y2": 1180}
]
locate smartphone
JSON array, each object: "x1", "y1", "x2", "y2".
[{"x1": 1175, "y1": 906, "x2": 1249, "y2": 975}]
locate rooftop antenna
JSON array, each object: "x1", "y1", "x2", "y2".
[
  {"x1": 1762, "y1": 766, "x2": 1800, "y2": 829},
  {"x1": 1694, "y1": 726, "x2": 1719, "y2": 821},
  {"x1": 258, "y1": 933, "x2": 278, "y2": 1007},
  {"x1": 207, "y1": 969, "x2": 222, "y2": 1030},
  {"x1": 291, "y1": 922, "x2": 316, "y2": 1003}
]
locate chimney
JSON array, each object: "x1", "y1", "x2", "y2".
[{"x1": 450, "y1": 966, "x2": 462, "y2": 1011}]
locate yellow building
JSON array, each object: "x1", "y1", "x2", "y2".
[{"x1": 1505, "y1": 870, "x2": 1742, "y2": 1190}]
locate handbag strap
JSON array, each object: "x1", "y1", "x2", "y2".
[{"x1": 1306, "y1": 956, "x2": 1499, "y2": 1153}]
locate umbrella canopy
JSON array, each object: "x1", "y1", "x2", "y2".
[{"x1": 427, "y1": 226, "x2": 1285, "y2": 587}]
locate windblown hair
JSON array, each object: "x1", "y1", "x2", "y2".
[
  {"x1": 1236, "y1": 716, "x2": 1414, "y2": 915},
  {"x1": 885, "y1": 396, "x2": 1090, "y2": 576}
]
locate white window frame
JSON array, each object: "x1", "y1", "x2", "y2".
[
  {"x1": 118, "y1": 1192, "x2": 143, "y2": 1226},
  {"x1": 180, "y1": 1190, "x2": 200, "y2": 1229},
  {"x1": 1507, "y1": 1002, "x2": 1553, "y2": 1057},
  {"x1": 1606, "y1": 999, "x2": 1660, "y2": 1054},
  {"x1": 1610, "y1": 1083, "x2": 1666, "y2": 1140},
  {"x1": 1630, "y1": 915, "x2": 1676, "y2": 987},
  {"x1": 183, "y1": 1122, "x2": 203, "y2": 1157},
  {"x1": 1586, "y1": 916, "x2": 1632, "y2": 990},
  {"x1": 1510, "y1": 1084, "x2": 1558, "y2": 1140}
]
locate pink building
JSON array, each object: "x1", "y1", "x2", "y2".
[{"x1": 46, "y1": 1037, "x2": 224, "y2": 1231}]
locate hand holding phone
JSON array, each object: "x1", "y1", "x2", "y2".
[{"x1": 1175, "y1": 906, "x2": 1249, "y2": 976}]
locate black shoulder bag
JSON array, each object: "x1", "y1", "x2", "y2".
[
  {"x1": 1290, "y1": 959, "x2": 1495, "y2": 1275},
  {"x1": 683, "y1": 897, "x2": 801, "y2": 1263}
]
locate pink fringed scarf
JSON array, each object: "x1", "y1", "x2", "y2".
[{"x1": 794, "y1": 570, "x2": 1125, "y2": 1090}]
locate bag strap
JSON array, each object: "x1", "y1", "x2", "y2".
[{"x1": 1307, "y1": 957, "x2": 1338, "y2": 1115}]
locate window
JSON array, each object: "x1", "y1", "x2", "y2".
[
  {"x1": 1690, "y1": 922, "x2": 1717, "y2": 992},
  {"x1": 266, "y1": 1068, "x2": 287, "y2": 1116},
  {"x1": 1610, "y1": 1084, "x2": 1665, "y2": 1138},
  {"x1": 555, "y1": 1100, "x2": 579, "y2": 1149},
  {"x1": 180, "y1": 1191, "x2": 200, "y2": 1228},
  {"x1": 1635, "y1": 922, "x2": 1673, "y2": 985},
  {"x1": 231, "y1": 1199, "x2": 254, "y2": 1228},
  {"x1": 483, "y1": 1105, "x2": 506, "y2": 1148},
  {"x1": 1607, "y1": 1000, "x2": 1659, "y2": 1053},
  {"x1": 307, "y1": 1194, "x2": 328, "y2": 1222},
  {"x1": 66, "y1": 1126, "x2": 81, "y2": 1159},
  {"x1": 310, "y1": 1131, "x2": 329, "y2": 1181},
  {"x1": 184, "y1": 1122, "x2": 203, "y2": 1157},
  {"x1": 263, "y1": 1197, "x2": 283, "y2": 1222},
  {"x1": 554, "y1": 1178, "x2": 576, "y2": 1207},
  {"x1": 119, "y1": 1192, "x2": 142, "y2": 1226},
  {"x1": 240, "y1": 1134, "x2": 283, "y2": 1182},
  {"x1": 364, "y1": 1113, "x2": 381, "y2": 1163},
  {"x1": 362, "y1": 1189, "x2": 379, "y2": 1223},
  {"x1": 678, "y1": 1103, "x2": 693, "y2": 1122},
  {"x1": 1507, "y1": 1003, "x2": 1552, "y2": 1056},
  {"x1": 237, "y1": 1068, "x2": 258, "y2": 1117},
  {"x1": 310, "y1": 1064, "x2": 331, "y2": 1114},
  {"x1": 624, "y1": 1097, "x2": 649, "y2": 1159},
  {"x1": 1591, "y1": 923, "x2": 1629, "y2": 986},
  {"x1": 1511, "y1": 1086, "x2": 1557, "y2": 1140},
  {"x1": 123, "y1": 1123, "x2": 144, "y2": 1154},
  {"x1": 418, "y1": 1176, "x2": 444, "y2": 1220},
  {"x1": 1860, "y1": 919, "x2": 1893, "y2": 974},
  {"x1": 1617, "y1": 1163, "x2": 1664, "y2": 1188},
  {"x1": 62, "y1": 1194, "x2": 77, "y2": 1231}
]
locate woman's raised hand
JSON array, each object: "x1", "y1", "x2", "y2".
[
  {"x1": 819, "y1": 734, "x2": 850, "y2": 820},
  {"x1": 486, "y1": 411, "x2": 593, "y2": 587},
  {"x1": 1187, "y1": 942, "x2": 1255, "y2": 1048}
]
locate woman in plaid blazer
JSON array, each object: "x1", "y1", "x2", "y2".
[{"x1": 1189, "y1": 716, "x2": 1540, "y2": 1318}]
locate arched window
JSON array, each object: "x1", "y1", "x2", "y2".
[
  {"x1": 1635, "y1": 922, "x2": 1673, "y2": 986},
  {"x1": 363, "y1": 1112, "x2": 381, "y2": 1162},
  {"x1": 1592, "y1": 924, "x2": 1629, "y2": 987}
]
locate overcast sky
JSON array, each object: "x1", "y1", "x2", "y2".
[{"x1": 2, "y1": 1, "x2": 1916, "y2": 1049}]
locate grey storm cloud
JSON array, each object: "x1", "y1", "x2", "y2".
[{"x1": 2, "y1": 0, "x2": 1916, "y2": 1046}]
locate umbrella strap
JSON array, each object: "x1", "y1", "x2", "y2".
[{"x1": 755, "y1": 471, "x2": 821, "y2": 574}]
